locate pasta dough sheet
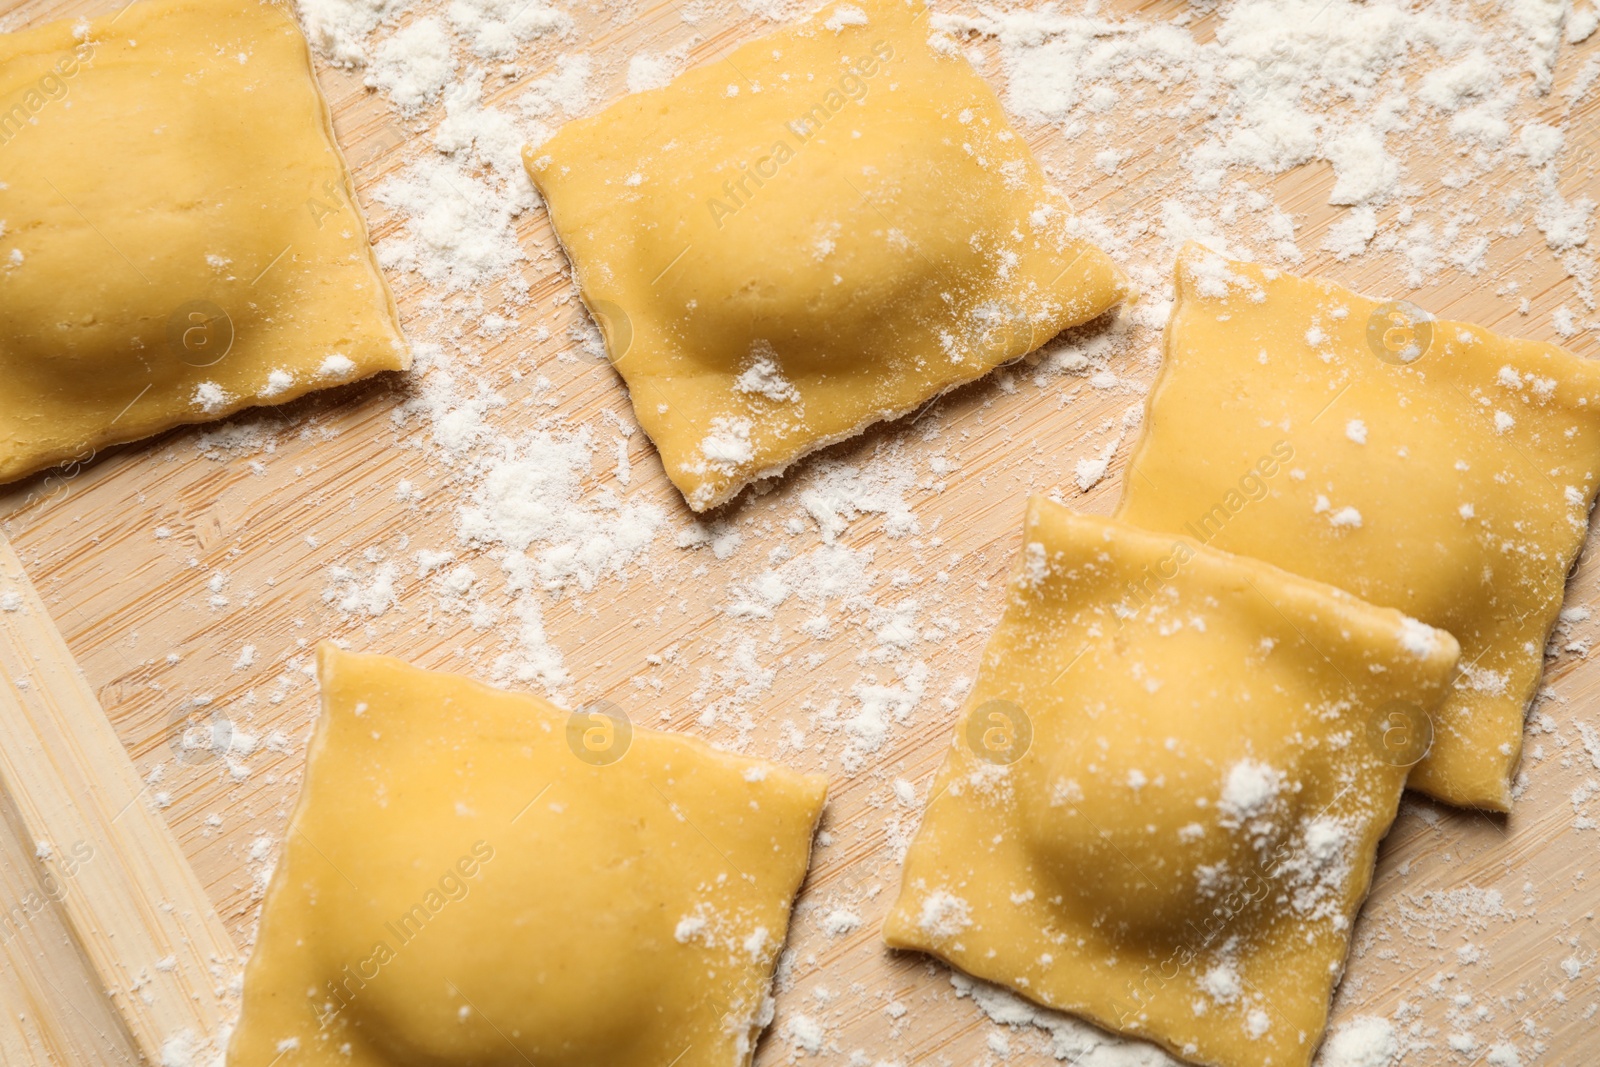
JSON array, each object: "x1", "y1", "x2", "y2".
[
  {"x1": 229, "y1": 646, "x2": 827, "y2": 1067},
  {"x1": 886, "y1": 499, "x2": 1460, "y2": 1067},
  {"x1": 526, "y1": 0, "x2": 1127, "y2": 512},
  {"x1": 0, "y1": 0, "x2": 408, "y2": 486},
  {"x1": 1119, "y1": 245, "x2": 1600, "y2": 811}
]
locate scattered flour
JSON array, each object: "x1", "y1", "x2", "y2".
[
  {"x1": 917, "y1": 890, "x2": 973, "y2": 939},
  {"x1": 734, "y1": 353, "x2": 801, "y2": 402},
  {"x1": 940, "y1": 0, "x2": 1594, "y2": 291},
  {"x1": 367, "y1": 17, "x2": 456, "y2": 109},
  {"x1": 821, "y1": 908, "x2": 863, "y2": 937},
  {"x1": 783, "y1": 1013, "x2": 826, "y2": 1054},
  {"x1": 519, "y1": 53, "x2": 595, "y2": 143},
  {"x1": 295, "y1": 0, "x2": 413, "y2": 65},
  {"x1": 1316, "y1": 1015, "x2": 1398, "y2": 1067},
  {"x1": 700, "y1": 417, "x2": 756, "y2": 467},
  {"x1": 447, "y1": 0, "x2": 570, "y2": 58},
  {"x1": 626, "y1": 51, "x2": 682, "y2": 92},
  {"x1": 1217, "y1": 759, "x2": 1283, "y2": 821},
  {"x1": 374, "y1": 157, "x2": 529, "y2": 291},
  {"x1": 951, "y1": 972, "x2": 1179, "y2": 1065},
  {"x1": 455, "y1": 427, "x2": 664, "y2": 595},
  {"x1": 191, "y1": 382, "x2": 232, "y2": 414}
]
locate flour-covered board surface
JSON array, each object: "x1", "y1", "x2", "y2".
[{"x1": 0, "y1": 0, "x2": 1598, "y2": 1064}]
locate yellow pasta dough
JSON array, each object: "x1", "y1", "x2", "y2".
[
  {"x1": 885, "y1": 500, "x2": 1460, "y2": 1067},
  {"x1": 524, "y1": 0, "x2": 1127, "y2": 512},
  {"x1": 0, "y1": 0, "x2": 407, "y2": 486},
  {"x1": 1118, "y1": 245, "x2": 1600, "y2": 811},
  {"x1": 229, "y1": 646, "x2": 827, "y2": 1067}
]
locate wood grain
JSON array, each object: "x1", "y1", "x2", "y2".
[
  {"x1": 0, "y1": 535, "x2": 238, "y2": 1065},
  {"x1": 0, "y1": 0, "x2": 1597, "y2": 1064},
  {"x1": 0, "y1": 783, "x2": 140, "y2": 1067}
]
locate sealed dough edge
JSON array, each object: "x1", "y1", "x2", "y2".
[
  {"x1": 885, "y1": 498, "x2": 1460, "y2": 1067},
  {"x1": 228, "y1": 644, "x2": 828, "y2": 1067},
  {"x1": 608, "y1": 233, "x2": 1131, "y2": 515},
  {"x1": 0, "y1": 0, "x2": 409, "y2": 488},
  {"x1": 531, "y1": 230, "x2": 1127, "y2": 516},
  {"x1": 1119, "y1": 242, "x2": 1600, "y2": 811}
]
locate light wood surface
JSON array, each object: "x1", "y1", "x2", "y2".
[
  {"x1": 0, "y1": 783, "x2": 140, "y2": 1067},
  {"x1": 1, "y1": 0, "x2": 1598, "y2": 1064},
  {"x1": 0, "y1": 535, "x2": 238, "y2": 1065}
]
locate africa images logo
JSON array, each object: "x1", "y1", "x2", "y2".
[
  {"x1": 0, "y1": 38, "x2": 96, "y2": 149},
  {"x1": 310, "y1": 841, "x2": 496, "y2": 1026},
  {"x1": 706, "y1": 40, "x2": 896, "y2": 229}
]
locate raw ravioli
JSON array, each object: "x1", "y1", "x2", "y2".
[
  {"x1": 1120, "y1": 245, "x2": 1600, "y2": 810},
  {"x1": 886, "y1": 500, "x2": 1459, "y2": 1067},
  {"x1": 229, "y1": 646, "x2": 827, "y2": 1067},
  {"x1": 525, "y1": 0, "x2": 1126, "y2": 511},
  {"x1": 0, "y1": 0, "x2": 407, "y2": 485}
]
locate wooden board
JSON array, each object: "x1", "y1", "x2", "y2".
[
  {"x1": 1, "y1": 0, "x2": 1599, "y2": 1063},
  {"x1": 0, "y1": 534, "x2": 237, "y2": 1067}
]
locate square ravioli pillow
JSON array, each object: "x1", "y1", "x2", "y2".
[
  {"x1": 1118, "y1": 245, "x2": 1600, "y2": 811},
  {"x1": 0, "y1": 0, "x2": 407, "y2": 486},
  {"x1": 524, "y1": 0, "x2": 1127, "y2": 512},
  {"x1": 885, "y1": 500, "x2": 1460, "y2": 1067},
  {"x1": 229, "y1": 646, "x2": 827, "y2": 1067}
]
